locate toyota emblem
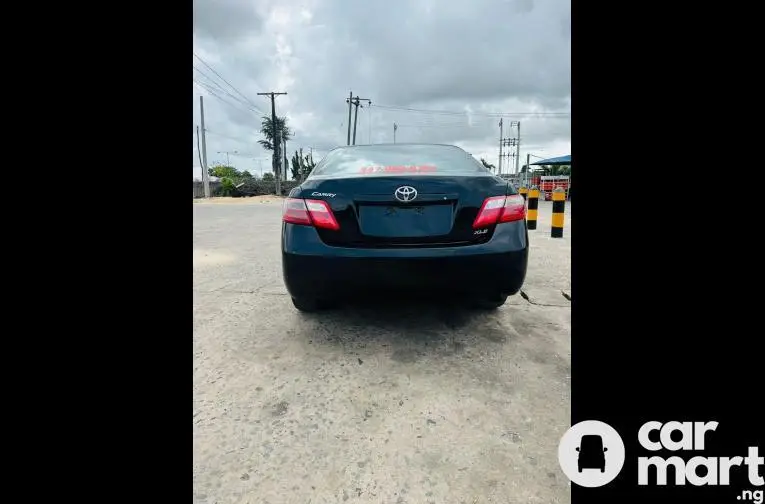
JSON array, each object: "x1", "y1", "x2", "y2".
[{"x1": 394, "y1": 186, "x2": 418, "y2": 202}]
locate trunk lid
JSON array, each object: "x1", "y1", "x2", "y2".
[{"x1": 295, "y1": 175, "x2": 509, "y2": 248}]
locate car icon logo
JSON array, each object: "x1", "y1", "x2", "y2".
[
  {"x1": 394, "y1": 186, "x2": 417, "y2": 202},
  {"x1": 576, "y1": 434, "x2": 608, "y2": 473}
]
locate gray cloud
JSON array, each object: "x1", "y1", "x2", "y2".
[
  {"x1": 193, "y1": 0, "x2": 570, "y2": 177},
  {"x1": 193, "y1": 0, "x2": 264, "y2": 42}
]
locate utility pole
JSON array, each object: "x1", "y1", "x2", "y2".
[
  {"x1": 199, "y1": 96, "x2": 210, "y2": 198},
  {"x1": 282, "y1": 135, "x2": 288, "y2": 182},
  {"x1": 393, "y1": 123, "x2": 397, "y2": 143},
  {"x1": 351, "y1": 97, "x2": 371, "y2": 145},
  {"x1": 347, "y1": 91, "x2": 353, "y2": 145},
  {"x1": 498, "y1": 118, "x2": 503, "y2": 175},
  {"x1": 352, "y1": 99, "x2": 360, "y2": 145},
  {"x1": 515, "y1": 121, "x2": 521, "y2": 175},
  {"x1": 526, "y1": 152, "x2": 530, "y2": 187},
  {"x1": 358, "y1": 98, "x2": 371, "y2": 144},
  {"x1": 346, "y1": 94, "x2": 371, "y2": 145},
  {"x1": 257, "y1": 91, "x2": 287, "y2": 195},
  {"x1": 499, "y1": 121, "x2": 521, "y2": 182}
]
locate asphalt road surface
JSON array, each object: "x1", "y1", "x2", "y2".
[{"x1": 193, "y1": 197, "x2": 571, "y2": 504}]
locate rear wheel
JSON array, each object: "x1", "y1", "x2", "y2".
[
  {"x1": 470, "y1": 294, "x2": 508, "y2": 310},
  {"x1": 291, "y1": 296, "x2": 328, "y2": 312}
]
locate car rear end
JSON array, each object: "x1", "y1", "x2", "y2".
[{"x1": 281, "y1": 144, "x2": 528, "y2": 308}]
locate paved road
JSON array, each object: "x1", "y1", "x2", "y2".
[{"x1": 193, "y1": 198, "x2": 571, "y2": 504}]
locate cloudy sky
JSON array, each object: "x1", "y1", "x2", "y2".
[{"x1": 192, "y1": 0, "x2": 570, "y2": 179}]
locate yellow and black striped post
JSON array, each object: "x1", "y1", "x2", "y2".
[
  {"x1": 551, "y1": 187, "x2": 566, "y2": 238},
  {"x1": 519, "y1": 186, "x2": 528, "y2": 201},
  {"x1": 527, "y1": 186, "x2": 539, "y2": 230}
]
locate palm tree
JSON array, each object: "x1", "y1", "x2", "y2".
[
  {"x1": 258, "y1": 116, "x2": 292, "y2": 179},
  {"x1": 258, "y1": 116, "x2": 292, "y2": 151}
]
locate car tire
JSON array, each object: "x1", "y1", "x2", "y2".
[
  {"x1": 471, "y1": 294, "x2": 508, "y2": 310},
  {"x1": 291, "y1": 296, "x2": 325, "y2": 312}
]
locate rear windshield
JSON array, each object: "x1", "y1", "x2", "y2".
[{"x1": 308, "y1": 144, "x2": 493, "y2": 179}]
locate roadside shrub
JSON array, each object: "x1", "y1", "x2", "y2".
[
  {"x1": 236, "y1": 180, "x2": 300, "y2": 196},
  {"x1": 219, "y1": 178, "x2": 237, "y2": 196}
]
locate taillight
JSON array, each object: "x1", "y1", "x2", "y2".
[
  {"x1": 304, "y1": 199, "x2": 340, "y2": 230},
  {"x1": 282, "y1": 198, "x2": 312, "y2": 225},
  {"x1": 282, "y1": 198, "x2": 340, "y2": 231},
  {"x1": 498, "y1": 194, "x2": 526, "y2": 223},
  {"x1": 472, "y1": 194, "x2": 526, "y2": 229}
]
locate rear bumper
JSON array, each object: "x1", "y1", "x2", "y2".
[{"x1": 282, "y1": 221, "x2": 528, "y2": 299}]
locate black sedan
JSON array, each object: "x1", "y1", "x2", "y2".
[{"x1": 281, "y1": 143, "x2": 528, "y2": 311}]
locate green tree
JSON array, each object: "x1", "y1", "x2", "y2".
[
  {"x1": 257, "y1": 115, "x2": 292, "y2": 151},
  {"x1": 290, "y1": 149, "x2": 303, "y2": 181},
  {"x1": 208, "y1": 164, "x2": 250, "y2": 196},
  {"x1": 258, "y1": 115, "x2": 292, "y2": 177},
  {"x1": 208, "y1": 164, "x2": 241, "y2": 179},
  {"x1": 262, "y1": 172, "x2": 275, "y2": 181},
  {"x1": 219, "y1": 178, "x2": 237, "y2": 196},
  {"x1": 289, "y1": 148, "x2": 317, "y2": 181},
  {"x1": 480, "y1": 158, "x2": 496, "y2": 172},
  {"x1": 301, "y1": 151, "x2": 316, "y2": 180}
]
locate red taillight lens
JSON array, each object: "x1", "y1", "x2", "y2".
[
  {"x1": 304, "y1": 199, "x2": 340, "y2": 230},
  {"x1": 282, "y1": 198, "x2": 312, "y2": 225},
  {"x1": 499, "y1": 194, "x2": 526, "y2": 223},
  {"x1": 282, "y1": 198, "x2": 340, "y2": 231},
  {"x1": 472, "y1": 194, "x2": 526, "y2": 229},
  {"x1": 473, "y1": 196, "x2": 506, "y2": 228}
]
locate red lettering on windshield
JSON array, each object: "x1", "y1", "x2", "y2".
[{"x1": 358, "y1": 165, "x2": 438, "y2": 174}]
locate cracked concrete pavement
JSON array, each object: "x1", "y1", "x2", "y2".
[{"x1": 193, "y1": 198, "x2": 571, "y2": 504}]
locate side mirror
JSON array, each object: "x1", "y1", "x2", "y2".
[
  {"x1": 603, "y1": 447, "x2": 608, "y2": 452},
  {"x1": 575, "y1": 447, "x2": 580, "y2": 452}
]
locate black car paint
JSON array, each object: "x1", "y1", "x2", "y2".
[
  {"x1": 282, "y1": 221, "x2": 528, "y2": 300},
  {"x1": 292, "y1": 175, "x2": 511, "y2": 248}
]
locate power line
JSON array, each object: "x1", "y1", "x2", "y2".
[
  {"x1": 193, "y1": 67, "x2": 260, "y2": 112},
  {"x1": 193, "y1": 81, "x2": 252, "y2": 114},
  {"x1": 370, "y1": 103, "x2": 569, "y2": 118},
  {"x1": 193, "y1": 81, "x2": 263, "y2": 124},
  {"x1": 193, "y1": 80, "x2": 257, "y2": 114},
  {"x1": 193, "y1": 65, "x2": 231, "y2": 95},
  {"x1": 193, "y1": 52, "x2": 264, "y2": 114}
]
